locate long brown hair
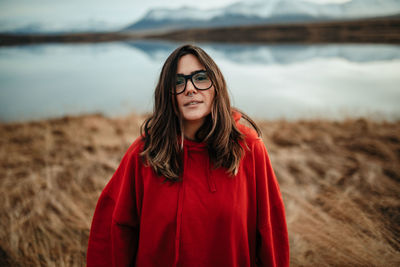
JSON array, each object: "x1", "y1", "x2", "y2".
[{"x1": 140, "y1": 44, "x2": 260, "y2": 182}]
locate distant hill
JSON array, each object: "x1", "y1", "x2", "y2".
[{"x1": 124, "y1": 0, "x2": 400, "y2": 32}]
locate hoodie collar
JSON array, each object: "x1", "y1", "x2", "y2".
[
  {"x1": 182, "y1": 109, "x2": 241, "y2": 150},
  {"x1": 183, "y1": 137, "x2": 207, "y2": 150}
]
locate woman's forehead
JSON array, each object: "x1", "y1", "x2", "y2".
[{"x1": 176, "y1": 54, "x2": 205, "y2": 75}]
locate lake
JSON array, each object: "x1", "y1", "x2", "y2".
[{"x1": 0, "y1": 40, "x2": 399, "y2": 122}]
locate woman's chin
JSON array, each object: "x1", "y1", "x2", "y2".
[
  {"x1": 183, "y1": 116, "x2": 205, "y2": 124},
  {"x1": 182, "y1": 112, "x2": 208, "y2": 124}
]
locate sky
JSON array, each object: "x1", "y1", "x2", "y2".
[{"x1": 0, "y1": 0, "x2": 352, "y2": 32}]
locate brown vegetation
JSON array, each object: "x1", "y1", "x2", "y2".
[
  {"x1": 0, "y1": 114, "x2": 399, "y2": 266},
  {"x1": 146, "y1": 16, "x2": 400, "y2": 44},
  {"x1": 1, "y1": 16, "x2": 399, "y2": 46},
  {"x1": 0, "y1": 32, "x2": 142, "y2": 46}
]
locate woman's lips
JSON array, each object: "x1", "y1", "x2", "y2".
[{"x1": 184, "y1": 101, "x2": 203, "y2": 106}]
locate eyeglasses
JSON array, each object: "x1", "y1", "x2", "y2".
[{"x1": 173, "y1": 70, "x2": 213, "y2": 95}]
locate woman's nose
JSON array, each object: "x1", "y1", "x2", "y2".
[{"x1": 185, "y1": 79, "x2": 197, "y2": 95}]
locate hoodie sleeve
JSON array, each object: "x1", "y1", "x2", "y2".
[
  {"x1": 253, "y1": 139, "x2": 289, "y2": 267},
  {"x1": 87, "y1": 144, "x2": 140, "y2": 267}
]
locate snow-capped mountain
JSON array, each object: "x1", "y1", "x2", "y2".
[
  {"x1": 144, "y1": 6, "x2": 224, "y2": 21},
  {"x1": 124, "y1": 0, "x2": 400, "y2": 32}
]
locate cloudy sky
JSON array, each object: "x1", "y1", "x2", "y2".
[{"x1": 0, "y1": 0, "x2": 351, "y2": 31}]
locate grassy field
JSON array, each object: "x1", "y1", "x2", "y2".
[{"x1": 0, "y1": 113, "x2": 399, "y2": 266}]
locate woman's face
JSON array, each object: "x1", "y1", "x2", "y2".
[{"x1": 175, "y1": 54, "x2": 215, "y2": 126}]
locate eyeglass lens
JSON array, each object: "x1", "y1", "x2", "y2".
[{"x1": 175, "y1": 71, "x2": 212, "y2": 94}]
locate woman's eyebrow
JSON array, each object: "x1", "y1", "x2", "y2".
[{"x1": 176, "y1": 69, "x2": 206, "y2": 76}]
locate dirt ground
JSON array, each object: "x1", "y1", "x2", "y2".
[{"x1": 0, "y1": 113, "x2": 399, "y2": 266}]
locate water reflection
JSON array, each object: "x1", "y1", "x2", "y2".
[
  {"x1": 0, "y1": 40, "x2": 399, "y2": 122},
  {"x1": 125, "y1": 40, "x2": 400, "y2": 64}
]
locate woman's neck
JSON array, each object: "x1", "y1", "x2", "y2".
[{"x1": 183, "y1": 119, "x2": 205, "y2": 141}]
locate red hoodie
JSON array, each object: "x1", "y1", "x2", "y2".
[{"x1": 87, "y1": 111, "x2": 289, "y2": 267}]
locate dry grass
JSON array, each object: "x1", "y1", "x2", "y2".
[{"x1": 0, "y1": 114, "x2": 399, "y2": 266}]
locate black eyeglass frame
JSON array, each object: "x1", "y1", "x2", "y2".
[{"x1": 172, "y1": 70, "x2": 213, "y2": 95}]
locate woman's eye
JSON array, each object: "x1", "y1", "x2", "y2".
[
  {"x1": 194, "y1": 73, "x2": 209, "y2": 81},
  {"x1": 176, "y1": 78, "x2": 185, "y2": 85}
]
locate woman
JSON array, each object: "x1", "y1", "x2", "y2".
[{"x1": 87, "y1": 44, "x2": 289, "y2": 266}]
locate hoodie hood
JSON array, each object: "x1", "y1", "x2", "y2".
[{"x1": 232, "y1": 109, "x2": 242, "y2": 123}]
